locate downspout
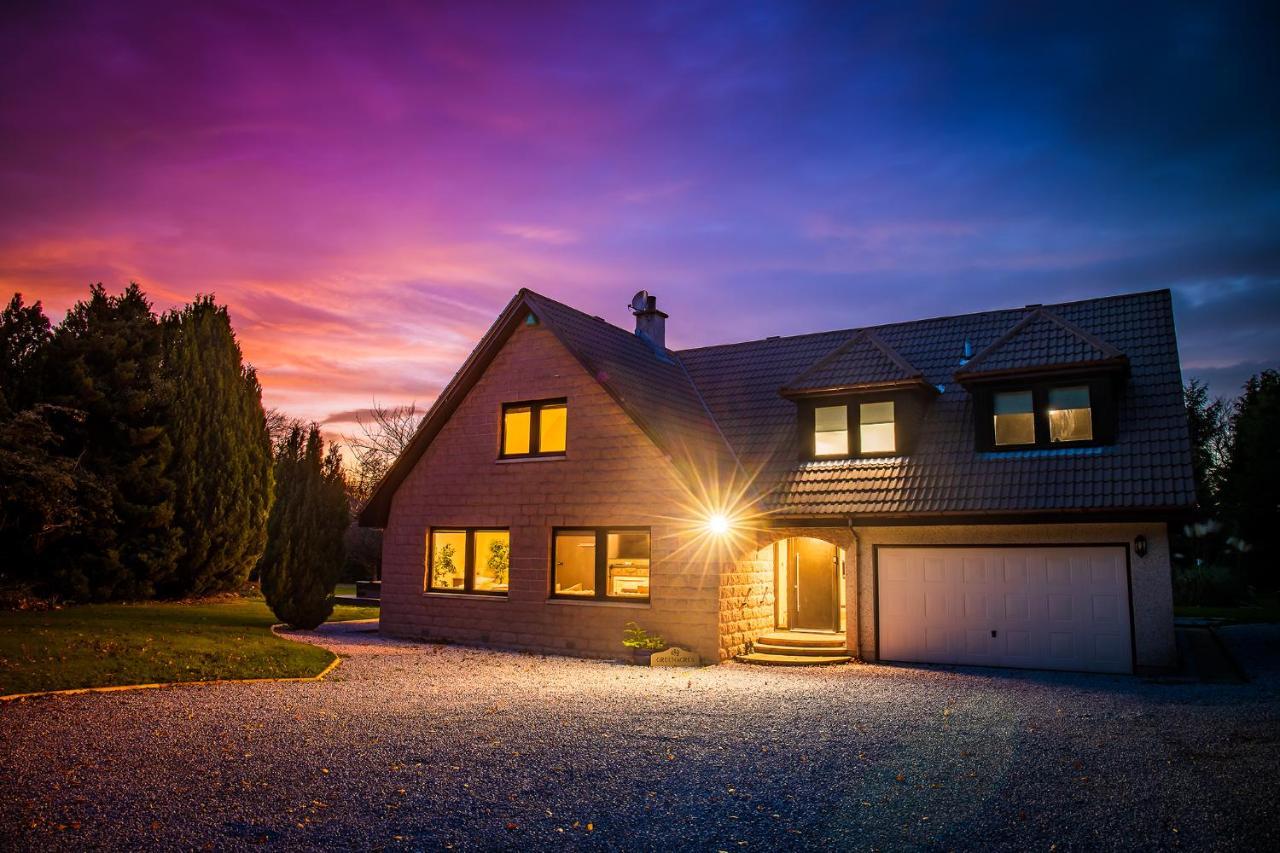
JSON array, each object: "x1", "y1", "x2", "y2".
[{"x1": 846, "y1": 517, "x2": 860, "y2": 657}]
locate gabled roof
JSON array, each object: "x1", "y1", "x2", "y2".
[
  {"x1": 953, "y1": 307, "x2": 1127, "y2": 380},
  {"x1": 359, "y1": 289, "x2": 741, "y2": 527},
  {"x1": 780, "y1": 329, "x2": 928, "y2": 396},
  {"x1": 363, "y1": 288, "x2": 1195, "y2": 526}
]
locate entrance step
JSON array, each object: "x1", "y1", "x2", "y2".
[
  {"x1": 737, "y1": 630, "x2": 851, "y2": 666},
  {"x1": 736, "y1": 652, "x2": 852, "y2": 666},
  {"x1": 751, "y1": 641, "x2": 849, "y2": 657}
]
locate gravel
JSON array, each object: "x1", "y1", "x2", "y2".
[{"x1": 2, "y1": 622, "x2": 1279, "y2": 851}]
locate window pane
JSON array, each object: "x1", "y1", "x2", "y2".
[
  {"x1": 503, "y1": 407, "x2": 531, "y2": 455},
  {"x1": 859, "y1": 401, "x2": 895, "y2": 453},
  {"x1": 553, "y1": 532, "x2": 595, "y2": 596},
  {"x1": 860, "y1": 401, "x2": 894, "y2": 425},
  {"x1": 994, "y1": 412, "x2": 1036, "y2": 445},
  {"x1": 860, "y1": 422, "x2": 896, "y2": 453},
  {"x1": 473, "y1": 530, "x2": 510, "y2": 592},
  {"x1": 814, "y1": 405, "x2": 847, "y2": 432},
  {"x1": 429, "y1": 530, "x2": 466, "y2": 590},
  {"x1": 538, "y1": 403, "x2": 567, "y2": 453},
  {"x1": 607, "y1": 531, "x2": 650, "y2": 598},
  {"x1": 1049, "y1": 386, "x2": 1092, "y2": 442},
  {"x1": 815, "y1": 430, "x2": 849, "y2": 456},
  {"x1": 993, "y1": 390, "x2": 1033, "y2": 415}
]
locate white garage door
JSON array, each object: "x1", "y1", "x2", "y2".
[{"x1": 877, "y1": 546, "x2": 1132, "y2": 674}]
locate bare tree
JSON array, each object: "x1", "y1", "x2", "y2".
[{"x1": 344, "y1": 401, "x2": 423, "y2": 506}]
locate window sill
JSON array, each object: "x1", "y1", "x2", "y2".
[
  {"x1": 496, "y1": 454, "x2": 566, "y2": 464},
  {"x1": 424, "y1": 591, "x2": 509, "y2": 601},
  {"x1": 546, "y1": 598, "x2": 651, "y2": 609}
]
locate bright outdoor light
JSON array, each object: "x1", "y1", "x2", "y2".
[{"x1": 706, "y1": 513, "x2": 731, "y2": 535}]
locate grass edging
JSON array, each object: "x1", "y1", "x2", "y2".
[{"x1": 0, "y1": 624, "x2": 341, "y2": 703}]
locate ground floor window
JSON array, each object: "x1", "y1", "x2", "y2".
[
  {"x1": 552, "y1": 527, "x2": 650, "y2": 601},
  {"x1": 428, "y1": 528, "x2": 510, "y2": 595}
]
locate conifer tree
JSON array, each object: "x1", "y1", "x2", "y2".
[
  {"x1": 41, "y1": 284, "x2": 180, "y2": 600},
  {"x1": 161, "y1": 296, "x2": 273, "y2": 596},
  {"x1": 259, "y1": 425, "x2": 349, "y2": 628}
]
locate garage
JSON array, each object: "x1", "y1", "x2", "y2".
[{"x1": 876, "y1": 545, "x2": 1133, "y2": 674}]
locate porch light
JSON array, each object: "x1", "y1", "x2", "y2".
[{"x1": 706, "y1": 513, "x2": 731, "y2": 536}]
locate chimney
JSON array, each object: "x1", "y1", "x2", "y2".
[{"x1": 631, "y1": 291, "x2": 668, "y2": 352}]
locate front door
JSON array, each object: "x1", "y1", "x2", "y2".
[{"x1": 792, "y1": 538, "x2": 839, "y2": 631}]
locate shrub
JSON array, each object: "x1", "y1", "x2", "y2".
[
  {"x1": 1172, "y1": 563, "x2": 1247, "y2": 607},
  {"x1": 622, "y1": 621, "x2": 666, "y2": 651}
]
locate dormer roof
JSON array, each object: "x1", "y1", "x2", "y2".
[
  {"x1": 953, "y1": 307, "x2": 1127, "y2": 382},
  {"x1": 781, "y1": 329, "x2": 930, "y2": 397}
]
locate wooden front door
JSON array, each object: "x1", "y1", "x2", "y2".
[{"x1": 791, "y1": 538, "x2": 839, "y2": 631}]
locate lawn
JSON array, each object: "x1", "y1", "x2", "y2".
[{"x1": 0, "y1": 595, "x2": 378, "y2": 696}]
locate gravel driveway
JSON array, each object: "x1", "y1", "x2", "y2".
[{"x1": 3, "y1": 622, "x2": 1278, "y2": 851}]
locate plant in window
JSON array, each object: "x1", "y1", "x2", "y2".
[
  {"x1": 486, "y1": 537, "x2": 510, "y2": 586},
  {"x1": 433, "y1": 542, "x2": 459, "y2": 588}
]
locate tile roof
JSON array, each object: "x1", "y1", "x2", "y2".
[
  {"x1": 954, "y1": 307, "x2": 1126, "y2": 377},
  {"x1": 678, "y1": 289, "x2": 1195, "y2": 517},
  {"x1": 781, "y1": 329, "x2": 924, "y2": 393}
]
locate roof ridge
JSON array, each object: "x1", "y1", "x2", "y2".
[{"x1": 676, "y1": 288, "x2": 1168, "y2": 356}]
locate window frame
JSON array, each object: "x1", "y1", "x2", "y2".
[
  {"x1": 426, "y1": 527, "x2": 511, "y2": 596},
  {"x1": 800, "y1": 394, "x2": 912, "y2": 460},
  {"x1": 549, "y1": 526, "x2": 651, "y2": 603},
  {"x1": 813, "y1": 404, "x2": 850, "y2": 458},
  {"x1": 973, "y1": 376, "x2": 1115, "y2": 451},
  {"x1": 500, "y1": 398, "x2": 567, "y2": 459}
]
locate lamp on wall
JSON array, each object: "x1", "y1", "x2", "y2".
[{"x1": 1134, "y1": 534, "x2": 1148, "y2": 558}]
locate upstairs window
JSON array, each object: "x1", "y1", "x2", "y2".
[
  {"x1": 993, "y1": 391, "x2": 1035, "y2": 446},
  {"x1": 1048, "y1": 386, "x2": 1092, "y2": 442},
  {"x1": 814, "y1": 405, "x2": 849, "y2": 457},
  {"x1": 501, "y1": 399, "x2": 567, "y2": 458},
  {"x1": 859, "y1": 401, "x2": 895, "y2": 454}
]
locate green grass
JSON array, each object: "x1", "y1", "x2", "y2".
[
  {"x1": 0, "y1": 596, "x2": 379, "y2": 696},
  {"x1": 1174, "y1": 598, "x2": 1280, "y2": 624},
  {"x1": 334, "y1": 582, "x2": 356, "y2": 597}
]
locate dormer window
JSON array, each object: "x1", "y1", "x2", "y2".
[
  {"x1": 501, "y1": 398, "x2": 567, "y2": 458},
  {"x1": 981, "y1": 382, "x2": 1106, "y2": 450},
  {"x1": 859, "y1": 401, "x2": 895, "y2": 454},
  {"x1": 993, "y1": 391, "x2": 1035, "y2": 446},
  {"x1": 814, "y1": 405, "x2": 849, "y2": 456},
  {"x1": 1048, "y1": 386, "x2": 1092, "y2": 442}
]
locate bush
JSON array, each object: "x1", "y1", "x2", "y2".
[{"x1": 1172, "y1": 563, "x2": 1247, "y2": 607}]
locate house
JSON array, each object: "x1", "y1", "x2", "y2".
[{"x1": 358, "y1": 288, "x2": 1194, "y2": 673}]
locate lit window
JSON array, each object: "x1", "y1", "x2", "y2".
[
  {"x1": 428, "y1": 528, "x2": 509, "y2": 595},
  {"x1": 814, "y1": 405, "x2": 849, "y2": 456},
  {"x1": 502, "y1": 407, "x2": 531, "y2": 455},
  {"x1": 501, "y1": 399, "x2": 567, "y2": 458},
  {"x1": 993, "y1": 391, "x2": 1035, "y2": 446},
  {"x1": 1048, "y1": 386, "x2": 1092, "y2": 442},
  {"x1": 539, "y1": 402, "x2": 567, "y2": 453},
  {"x1": 552, "y1": 528, "x2": 651, "y2": 601},
  {"x1": 859, "y1": 401, "x2": 895, "y2": 453},
  {"x1": 428, "y1": 530, "x2": 467, "y2": 591}
]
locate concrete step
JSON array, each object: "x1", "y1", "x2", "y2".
[
  {"x1": 752, "y1": 641, "x2": 850, "y2": 657},
  {"x1": 736, "y1": 652, "x2": 852, "y2": 667},
  {"x1": 755, "y1": 631, "x2": 847, "y2": 649}
]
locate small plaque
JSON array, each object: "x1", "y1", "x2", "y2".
[{"x1": 650, "y1": 646, "x2": 700, "y2": 667}]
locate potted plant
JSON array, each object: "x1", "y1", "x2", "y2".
[{"x1": 622, "y1": 621, "x2": 667, "y2": 665}]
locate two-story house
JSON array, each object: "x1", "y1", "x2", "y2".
[{"x1": 358, "y1": 288, "x2": 1193, "y2": 673}]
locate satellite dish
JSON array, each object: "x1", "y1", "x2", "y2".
[{"x1": 630, "y1": 290, "x2": 650, "y2": 313}]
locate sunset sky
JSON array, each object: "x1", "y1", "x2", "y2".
[{"x1": 2, "y1": 1, "x2": 1277, "y2": 436}]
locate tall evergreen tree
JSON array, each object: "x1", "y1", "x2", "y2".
[
  {"x1": 0, "y1": 293, "x2": 52, "y2": 414},
  {"x1": 1183, "y1": 379, "x2": 1229, "y2": 515},
  {"x1": 259, "y1": 425, "x2": 349, "y2": 628},
  {"x1": 161, "y1": 296, "x2": 274, "y2": 597},
  {"x1": 1220, "y1": 369, "x2": 1280, "y2": 589},
  {"x1": 41, "y1": 283, "x2": 180, "y2": 600}
]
